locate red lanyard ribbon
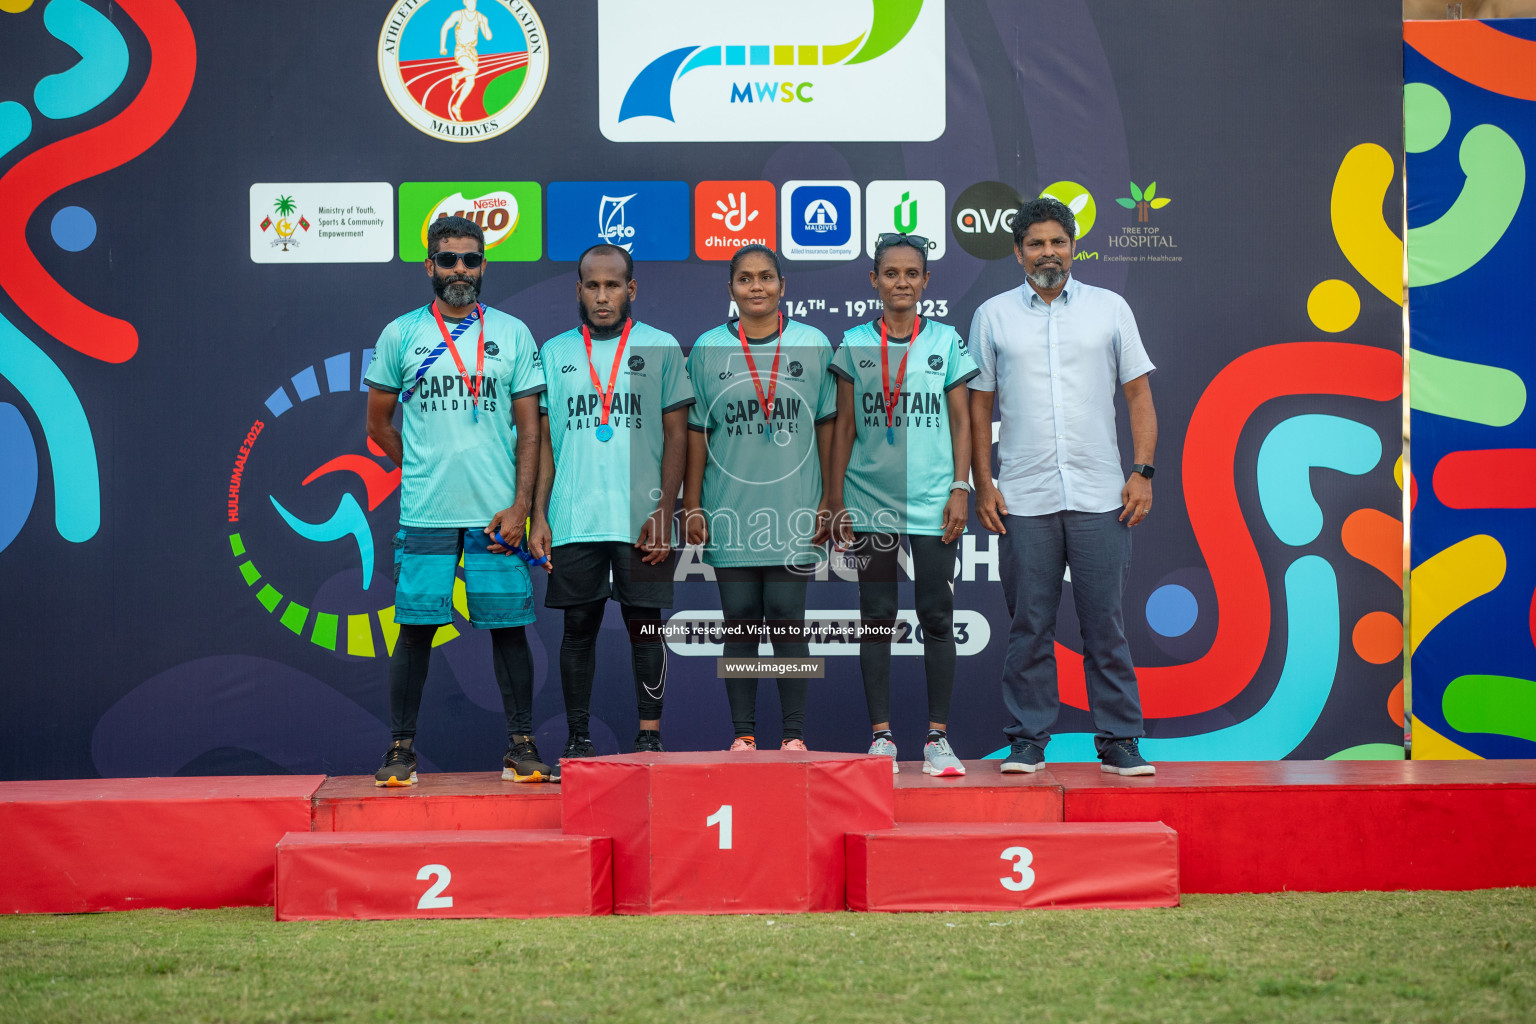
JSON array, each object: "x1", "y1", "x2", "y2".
[
  {"x1": 431, "y1": 302, "x2": 486, "y2": 421},
  {"x1": 582, "y1": 318, "x2": 633, "y2": 426},
  {"x1": 880, "y1": 315, "x2": 920, "y2": 436},
  {"x1": 736, "y1": 312, "x2": 783, "y2": 426}
]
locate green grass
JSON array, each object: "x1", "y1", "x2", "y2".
[{"x1": 2, "y1": 891, "x2": 1533, "y2": 1023}]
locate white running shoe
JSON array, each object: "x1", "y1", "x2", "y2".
[
  {"x1": 922, "y1": 736, "x2": 966, "y2": 776},
  {"x1": 869, "y1": 735, "x2": 899, "y2": 774}
]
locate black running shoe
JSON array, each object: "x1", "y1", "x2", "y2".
[
  {"x1": 633, "y1": 730, "x2": 664, "y2": 753},
  {"x1": 1100, "y1": 738, "x2": 1156, "y2": 776},
  {"x1": 549, "y1": 734, "x2": 596, "y2": 784},
  {"x1": 502, "y1": 735, "x2": 552, "y2": 783},
  {"x1": 374, "y1": 742, "x2": 417, "y2": 787},
  {"x1": 1000, "y1": 740, "x2": 1045, "y2": 774}
]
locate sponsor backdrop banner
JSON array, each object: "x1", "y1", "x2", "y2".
[
  {"x1": 1404, "y1": 19, "x2": 1536, "y2": 761},
  {"x1": 0, "y1": 1, "x2": 1405, "y2": 779}
]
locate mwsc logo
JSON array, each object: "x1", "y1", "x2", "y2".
[{"x1": 597, "y1": 0, "x2": 945, "y2": 142}]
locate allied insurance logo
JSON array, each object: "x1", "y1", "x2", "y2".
[
  {"x1": 597, "y1": 0, "x2": 945, "y2": 142},
  {"x1": 225, "y1": 353, "x2": 466, "y2": 658},
  {"x1": 378, "y1": 0, "x2": 550, "y2": 143}
]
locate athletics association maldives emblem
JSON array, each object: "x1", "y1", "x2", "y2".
[{"x1": 379, "y1": 0, "x2": 549, "y2": 143}]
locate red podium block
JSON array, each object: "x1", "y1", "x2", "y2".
[
  {"x1": 561, "y1": 752, "x2": 894, "y2": 915},
  {"x1": 275, "y1": 829, "x2": 611, "y2": 920},
  {"x1": 846, "y1": 821, "x2": 1179, "y2": 911},
  {"x1": 2, "y1": 776, "x2": 323, "y2": 914}
]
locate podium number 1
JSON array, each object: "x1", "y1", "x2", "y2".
[
  {"x1": 417, "y1": 864, "x2": 453, "y2": 909},
  {"x1": 999, "y1": 846, "x2": 1035, "y2": 892},
  {"x1": 706, "y1": 804, "x2": 733, "y2": 850}
]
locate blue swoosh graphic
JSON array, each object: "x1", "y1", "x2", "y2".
[
  {"x1": 619, "y1": 45, "x2": 700, "y2": 122},
  {"x1": 269, "y1": 491, "x2": 375, "y2": 589},
  {"x1": 35, "y1": 0, "x2": 130, "y2": 120}
]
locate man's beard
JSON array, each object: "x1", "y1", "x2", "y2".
[
  {"x1": 578, "y1": 296, "x2": 631, "y2": 336},
  {"x1": 1026, "y1": 261, "x2": 1068, "y2": 291},
  {"x1": 433, "y1": 271, "x2": 481, "y2": 308}
]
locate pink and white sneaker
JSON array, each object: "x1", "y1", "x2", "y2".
[
  {"x1": 780, "y1": 738, "x2": 808, "y2": 752},
  {"x1": 729, "y1": 736, "x2": 756, "y2": 752}
]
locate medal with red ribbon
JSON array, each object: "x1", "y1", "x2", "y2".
[
  {"x1": 880, "y1": 315, "x2": 920, "y2": 445},
  {"x1": 431, "y1": 301, "x2": 486, "y2": 421},
  {"x1": 583, "y1": 318, "x2": 633, "y2": 442},
  {"x1": 737, "y1": 313, "x2": 789, "y2": 446}
]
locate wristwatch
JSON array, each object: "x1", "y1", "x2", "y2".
[
  {"x1": 949, "y1": 480, "x2": 973, "y2": 493},
  {"x1": 1131, "y1": 464, "x2": 1155, "y2": 480}
]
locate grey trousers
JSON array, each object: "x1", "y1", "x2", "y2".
[{"x1": 997, "y1": 510, "x2": 1144, "y2": 753}]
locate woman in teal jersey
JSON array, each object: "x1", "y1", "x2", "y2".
[
  {"x1": 683, "y1": 245, "x2": 838, "y2": 751},
  {"x1": 827, "y1": 234, "x2": 979, "y2": 776}
]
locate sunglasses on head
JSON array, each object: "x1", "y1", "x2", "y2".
[
  {"x1": 876, "y1": 232, "x2": 934, "y2": 251},
  {"x1": 431, "y1": 251, "x2": 486, "y2": 269}
]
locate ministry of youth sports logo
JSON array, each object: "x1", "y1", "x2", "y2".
[{"x1": 379, "y1": 0, "x2": 549, "y2": 143}]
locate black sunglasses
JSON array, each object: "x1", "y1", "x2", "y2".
[
  {"x1": 875, "y1": 232, "x2": 935, "y2": 251},
  {"x1": 431, "y1": 251, "x2": 486, "y2": 269}
]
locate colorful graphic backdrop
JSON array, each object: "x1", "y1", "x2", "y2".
[
  {"x1": 1405, "y1": 19, "x2": 1536, "y2": 760},
  {"x1": 0, "y1": 1, "x2": 1408, "y2": 779}
]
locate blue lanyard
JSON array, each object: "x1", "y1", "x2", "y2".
[{"x1": 400, "y1": 305, "x2": 481, "y2": 403}]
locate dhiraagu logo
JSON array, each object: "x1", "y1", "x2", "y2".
[{"x1": 598, "y1": 0, "x2": 945, "y2": 142}]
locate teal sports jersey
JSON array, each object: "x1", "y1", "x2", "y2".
[
  {"x1": 687, "y1": 319, "x2": 836, "y2": 568},
  {"x1": 829, "y1": 318, "x2": 979, "y2": 535},
  {"x1": 539, "y1": 321, "x2": 694, "y2": 545},
  {"x1": 365, "y1": 303, "x2": 546, "y2": 528}
]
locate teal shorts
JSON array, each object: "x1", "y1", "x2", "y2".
[{"x1": 392, "y1": 527, "x2": 536, "y2": 628}]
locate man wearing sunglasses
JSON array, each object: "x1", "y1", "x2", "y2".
[
  {"x1": 968, "y1": 197, "x2": 1159, "y2": 778},
  {"x1": 364, "y1": 215, "x2": 553, "y2": 787}
]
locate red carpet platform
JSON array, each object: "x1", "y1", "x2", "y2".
[
  {"x1": 5, "y1": 759, "x2": 1534, "y2": 915},
  {"x1": 311, "y1": 771, "x2": 561, "y2": 831},
  {"x1": 3, "y1": 776, "x2": 323, "y2": 914}
]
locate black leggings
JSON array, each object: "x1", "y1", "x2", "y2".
[
  {"x1": 852, "y1": 533, "x2": 957, "y2": 727},
  {"x1": 716, "y1": 565, "x2": 810, "y2": 741},
  {"x1": 559, "y1": 600, "x2": 666, "y2": 734},
  {"x1": 389, "y1": 624, "x2": 533, "y2": 742}
]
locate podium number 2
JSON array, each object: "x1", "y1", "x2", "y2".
[
  {"x1": 417, "y1": 864, "x2": 453, "y2": 909},
  {"x1": 706, "y1": 804, "x2": 733, "y2": 850},
  {"x1": 999, "y1": 846, "x2": 1035, "y2": 892}
]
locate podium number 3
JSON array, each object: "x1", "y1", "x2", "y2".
[
  {"x1": 706, "y1": 804, "x2": 733, "y2": 850},
  {"x1": 417, "y1": 864, "x2": 453, "y2": 909},
  {"x1": 999, "y1": 846, "x2": 1035, "y2": 892}
]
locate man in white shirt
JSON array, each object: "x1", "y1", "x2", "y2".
[{"x1": 968, "y1": 197, "x2": 1159, "y2": 776}]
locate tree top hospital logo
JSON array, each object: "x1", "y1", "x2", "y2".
[
  {"x1": 597, "y1": 0, "x2": 945, "y2": 142},
  {"x1": 379, "y1": 0, "x2": 549, "y2": 143},
  {"x1": 225, "y1": 353, "x2": 466, "y2": 659}
]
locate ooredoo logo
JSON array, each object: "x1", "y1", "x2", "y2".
[
  {"x1": 951, "y1": 181, "x2": 1024, "y2": 260},
  {"x1": 378, "y1": 0, "x2": 549, "y2": 143},
  {"x1": 597, "y1": 0, "x2": 945, "y2": 143},
  {"x1": 695, "y1": 181, "x2": 776, "y2": 260}
]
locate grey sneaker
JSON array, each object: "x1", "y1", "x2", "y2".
[
  {"x1": 868, "y1": 735, "x2": 899, "y2": 774},
  {"x1": 922, "y1": 736, "x2": 966, "y2": 777},
  {"x1": 1100, "y1": 738, "x2": 1155, "y2": 776},
  {"x1": 1001, "y1": 741, "x2": 1045, "y2": 774}
]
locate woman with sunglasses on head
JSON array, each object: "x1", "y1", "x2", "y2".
[
  {"x1": 683, "y1": 244, "x2": 838, "y2": 752},
  {"x1": 826, "y1": 232, "x2": 979, "y2": 776}
]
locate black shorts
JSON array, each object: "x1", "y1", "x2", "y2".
[{"x1": 545, "y1": 541, "x2": 676, "y2": 609}]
